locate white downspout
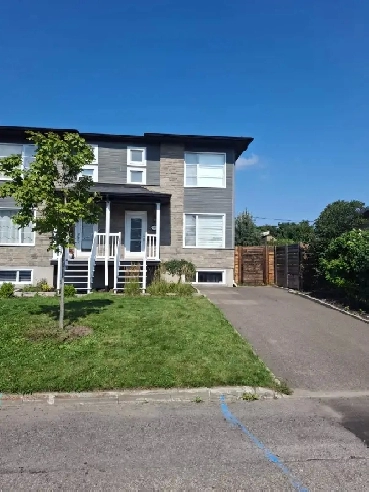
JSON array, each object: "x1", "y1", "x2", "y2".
[
  {"x1": 156, "y1": 202, "x2": 161, "y2": 260},
  {"x1": 105, "y1": 199, "x2": 111, "y2": 291}
]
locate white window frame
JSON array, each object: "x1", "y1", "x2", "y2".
[
  {"x1": 0, "y1": 208, "x2": 36, "y2": 246},
  {"x1": 0, "y1": 143, "x2": 37, "y2": 181},
  {"x1": 127, "y1": 166, "x2": 147, "y2": 185},
  {"x1": 127, "y1": 146, "x2": 146, "y2": 167},
  {"x1": 127, "y1": 147, "x2": 147, "y2": 185},
  {"x1": 0, "y1": 269, "x2": 33, "y2": 284},
  {"x1": 193, "y1": 269, "x2": 226, "y2": 285},
  {"x1": 183, "y1": 213, "x2": 225, "y2": 249},
  {"x1": 78, "y1": 165, "x2": 98, "y2": 182},
  {"x1": 184, "y1": 152, "x2": 226, "y2": 188}
]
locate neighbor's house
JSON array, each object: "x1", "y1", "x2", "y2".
[{"x1": 0, "y1": 126, "x2": 253, "y2": 291}]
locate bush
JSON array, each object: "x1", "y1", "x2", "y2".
[
  {"x1": 319, "y1": 229, "x2": 369, "y2": 302},
  {"x1": 36, "y1": 278, "x2": 53, "y2": 292},
  {"x1": 0, "y1": 282, "x2": 15, "y2": 298},
  {"x1": 147, "y1": 279, "x2": 194, "y2": 296},
  {"x1": 163, "y1": 259, "x2": 196, "y2": 282},
  {"x1": 64, "y1": 284, "x2": 76, "y2": 297}
]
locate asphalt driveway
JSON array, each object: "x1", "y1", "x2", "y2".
[{"x1": 199, "y1": 286, "x2": 369, "y2": 392}]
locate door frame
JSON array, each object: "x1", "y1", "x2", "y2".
[
  {"x1": 75, "y1": 220, "x2": 98, "y2": 257},
  {"x1": 125, "y1": 211, "x2": 147, "y2": 259}
]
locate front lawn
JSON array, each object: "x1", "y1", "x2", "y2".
[{"x1": 0, "y1": 294, "x2": 274, "y2": 393}]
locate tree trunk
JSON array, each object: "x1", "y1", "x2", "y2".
[{"x1": 59, "y1": 248, "x2": 65, "y2": 330}]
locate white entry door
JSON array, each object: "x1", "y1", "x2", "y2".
[
  {"x1": 75, "y1": 220, "x2": 98, "y2": 257},
  {"x1": 125, "y1": 211, "x2": 147, "y2": 258}
]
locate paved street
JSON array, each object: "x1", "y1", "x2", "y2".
[
  {"x1": 200, "y1": 286, "x2": 369, "y2": 392},
  {"x1": 1, "y1": 398, "x2": 369, "y2": 490}
]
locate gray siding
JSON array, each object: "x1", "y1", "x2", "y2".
[
  {"x1": 183, "y1": 147, "x2": 235, "y2": 249},
  {"x1": 94, "y1": 142, "x2": 160, "y2": 186},
  {"x1": 0, "y1": 196, "x2": 17, "y2": 208}
]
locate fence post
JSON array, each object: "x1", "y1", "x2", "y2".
[
  {"x1": 284, "y1": 245, "x2": 288, "y2": 288},
  {"x1": 263, "y1": 246, "x2": 268, "y2": 285}
]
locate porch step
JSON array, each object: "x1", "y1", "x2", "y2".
[
  {"x1": 115, "y1": 260, "x2": 145, "y2": 293},
  {"x1": 64, "y1": 259, "x2": 90, "y2": 293}
]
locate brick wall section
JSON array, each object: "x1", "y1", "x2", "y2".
[
  {"x1": 0, "y1": 233, "x2": 52, "y2": 267},
  {"x1": 147, "y1": 143, "x2": 234, "y2": 270}
]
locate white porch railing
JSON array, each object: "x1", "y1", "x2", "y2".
[
  {"x1": 87, "y1": 232, "x2": 98, "y2": 293},
  {"x1": 146, "y1": 233, "x2": 158, "y2": 260},
  {"x1": 113, "y1": 232, "x2": 121, "y2": 292},
  {"x1": 96, "y1": 232, "x2": 120, "y2": 258}
]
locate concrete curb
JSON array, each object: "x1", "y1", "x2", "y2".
[
  {"x1": 0, "y1": 386, "x2": 283, "y2": 408},
  {"x1": 280, "y1": 287, "x2": 369, "y2": 325}
]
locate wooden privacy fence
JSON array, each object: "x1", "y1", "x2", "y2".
[
  {"x1": 234, "y1": 246, "x2": 275, "y2": 285},
  {"x1": 275, "y1": 243, "x2": 308, "y2": 290}
]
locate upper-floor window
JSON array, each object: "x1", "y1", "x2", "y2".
[
  {"x1": 78, "y1": 166, "x2": 98, "y2": 182},
  {"x1": 127, "y1": 147, "x2": 146, "y2": 185},
  {"x1": 0, "y1": 208, "x2": 35, "y2": 246},
  {"x1": 0, "y1": 144, "x2": 36, "y2": 180},
  {"x1": 184, "y1": 152, "x2": 226, "y2": 188}
]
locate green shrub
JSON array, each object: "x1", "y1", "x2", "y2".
[
  {"x1": 147, "y1": 279, "x2": 194, "y2": 296},
  {"x1": 163, "y1": 259, "x2": 196, "y2": 282},
  {"x1": 0, "y1": 282, "x2": 15, "y2": 298},
  {"x1": 320, "y1": 229, "x2": 369, "y2": 302},
  {"x1": 36, "y1": 278, "x2": 53, "y2": 292},
  {"x1": 64, "y1": 284, "x2": 76, "y2": 297},
  {"x1": 125, "y1": 280, "x2": 141, "y2": 296}
]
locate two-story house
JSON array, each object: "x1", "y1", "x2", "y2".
[{"x1": 0, "y1": 126, "x2": 253, "y2": 291}]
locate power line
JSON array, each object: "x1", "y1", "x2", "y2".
[{"x1": 253, "y1": 216, "x2": 316, "y2": 223}]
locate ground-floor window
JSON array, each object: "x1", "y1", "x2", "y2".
[
  {"x1": 0, "y1": 209, "x2": 34, "y2": 245},
  {"x1": 0, "y1": 269, "x2": 33, "y2": 284},
  {"x1": 195, "y1": 270, "x2": 224, "y2": 284}
]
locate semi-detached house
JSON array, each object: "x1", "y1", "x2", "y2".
[{"x1": 0, "y1": 126, "x2": 253, "y2": 291}]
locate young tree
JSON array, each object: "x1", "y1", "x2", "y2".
[
  {"x1": 235, "y1": 210, "x2": 261, "y2": 246},
  {"x1": 0, "y1": 131, "x2": 101, "y2": 328}
]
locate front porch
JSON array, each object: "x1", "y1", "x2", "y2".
[{"x1": 56, "y1": 184, "x2": 171, "y2": 292}]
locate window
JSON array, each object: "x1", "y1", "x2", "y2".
[
  {"x1": 184, "y1": 214, "x2": 225, "y2": 248},
  {"x1": 184, "y1": 152, "x2": 226, "y2": 188},
  {"x1": 0, "y1": 269, "x2": 32, "y2": 284},
  {"x1": 79, "y1": 166, "x2": 98, "y2": 181},
  {"x1": 127, "y1": 147, "x2": 146, "y2": 184},
  {"x1": 195, "y1": 271, "x2": 225, "y2": 284},
  {"x1": 0, "y1": 143, "x2": 36, "y2": 180},
  {"x1": 0, "y1": 209, "x2": 34, "y2": 245}
]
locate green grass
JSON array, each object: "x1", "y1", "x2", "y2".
[{"x1": 0, "y1": 294, "x2": 274, "y2": 393}]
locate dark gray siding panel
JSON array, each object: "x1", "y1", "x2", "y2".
[
  {"x1": 95, "y1": 142, "x2": 160, "y2": 186},
  {"x1": 183, "y1": 147, "x2": 235, "y2": 249},
  {"x1": 146, "y1": 145, "x2": 160, "y2": 186}
]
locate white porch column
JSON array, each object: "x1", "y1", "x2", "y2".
[
  {"x1": 105, "y1": 199, "x2": 111, "y2": 290},
  {"x1": 156, "y1": 202, "x2": 161, "y2": 260}
]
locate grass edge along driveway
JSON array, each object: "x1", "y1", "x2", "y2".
[{"x1": 0, "y1": 294, "x2": 274, "y2": 393}]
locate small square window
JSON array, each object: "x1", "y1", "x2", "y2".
[
  {"x1": 0, "y1": 269, "x2": 33, "y2": 283},
  {"x1": 79, "y1": 166, "x2": 98, "y2": 181},
  {"x1": 128, "y1": 167, "x2": 146, "y2": 185}
]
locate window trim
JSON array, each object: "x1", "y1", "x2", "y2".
[
  {"x1": 127, "y1": 146, "x2": 146, "y2": 167},
  {"x1": 0, "y1": 208, "x2": 36, "y2": 247},
  {"x1": 127, "y1": 166, "x2": 147, "y2": 185},
  {"x1": 193, "y1": 269, "x2": 226, "y2": 285},
  {"x1": 183, "y1": 213, "x2": 226, "y2": 249},
  {"x1": 184, "y1": 152, "x2": 227, "y2": 188},
  {"x1": 78, "y1": 165, "x2": 98, "y2": 182},
  {"x1": 0, "y1": 143, "x2": 37, "y2": 181},
  {"x1": 0, "y1": 269, "x2": 33, "y2": 284}
]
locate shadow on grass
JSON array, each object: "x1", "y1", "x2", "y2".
[{"x1": 31, "y1": 298, "x2": 114, "y2": 325}]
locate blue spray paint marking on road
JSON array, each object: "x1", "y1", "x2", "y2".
[{"x1": 220, "y1": 395, "x2": 309, "y2": 492}]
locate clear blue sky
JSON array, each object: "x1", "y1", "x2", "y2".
[{"x1": 1, "y1": 0, "x2": 368, "y2": 224}]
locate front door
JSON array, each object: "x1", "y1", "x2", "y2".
[
  {"x1": 75, "y1": 220, "x2": 98, "y2": 257},
  {"x1": 125, "y1": 211, "x2": 147, "y2": 258}
]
